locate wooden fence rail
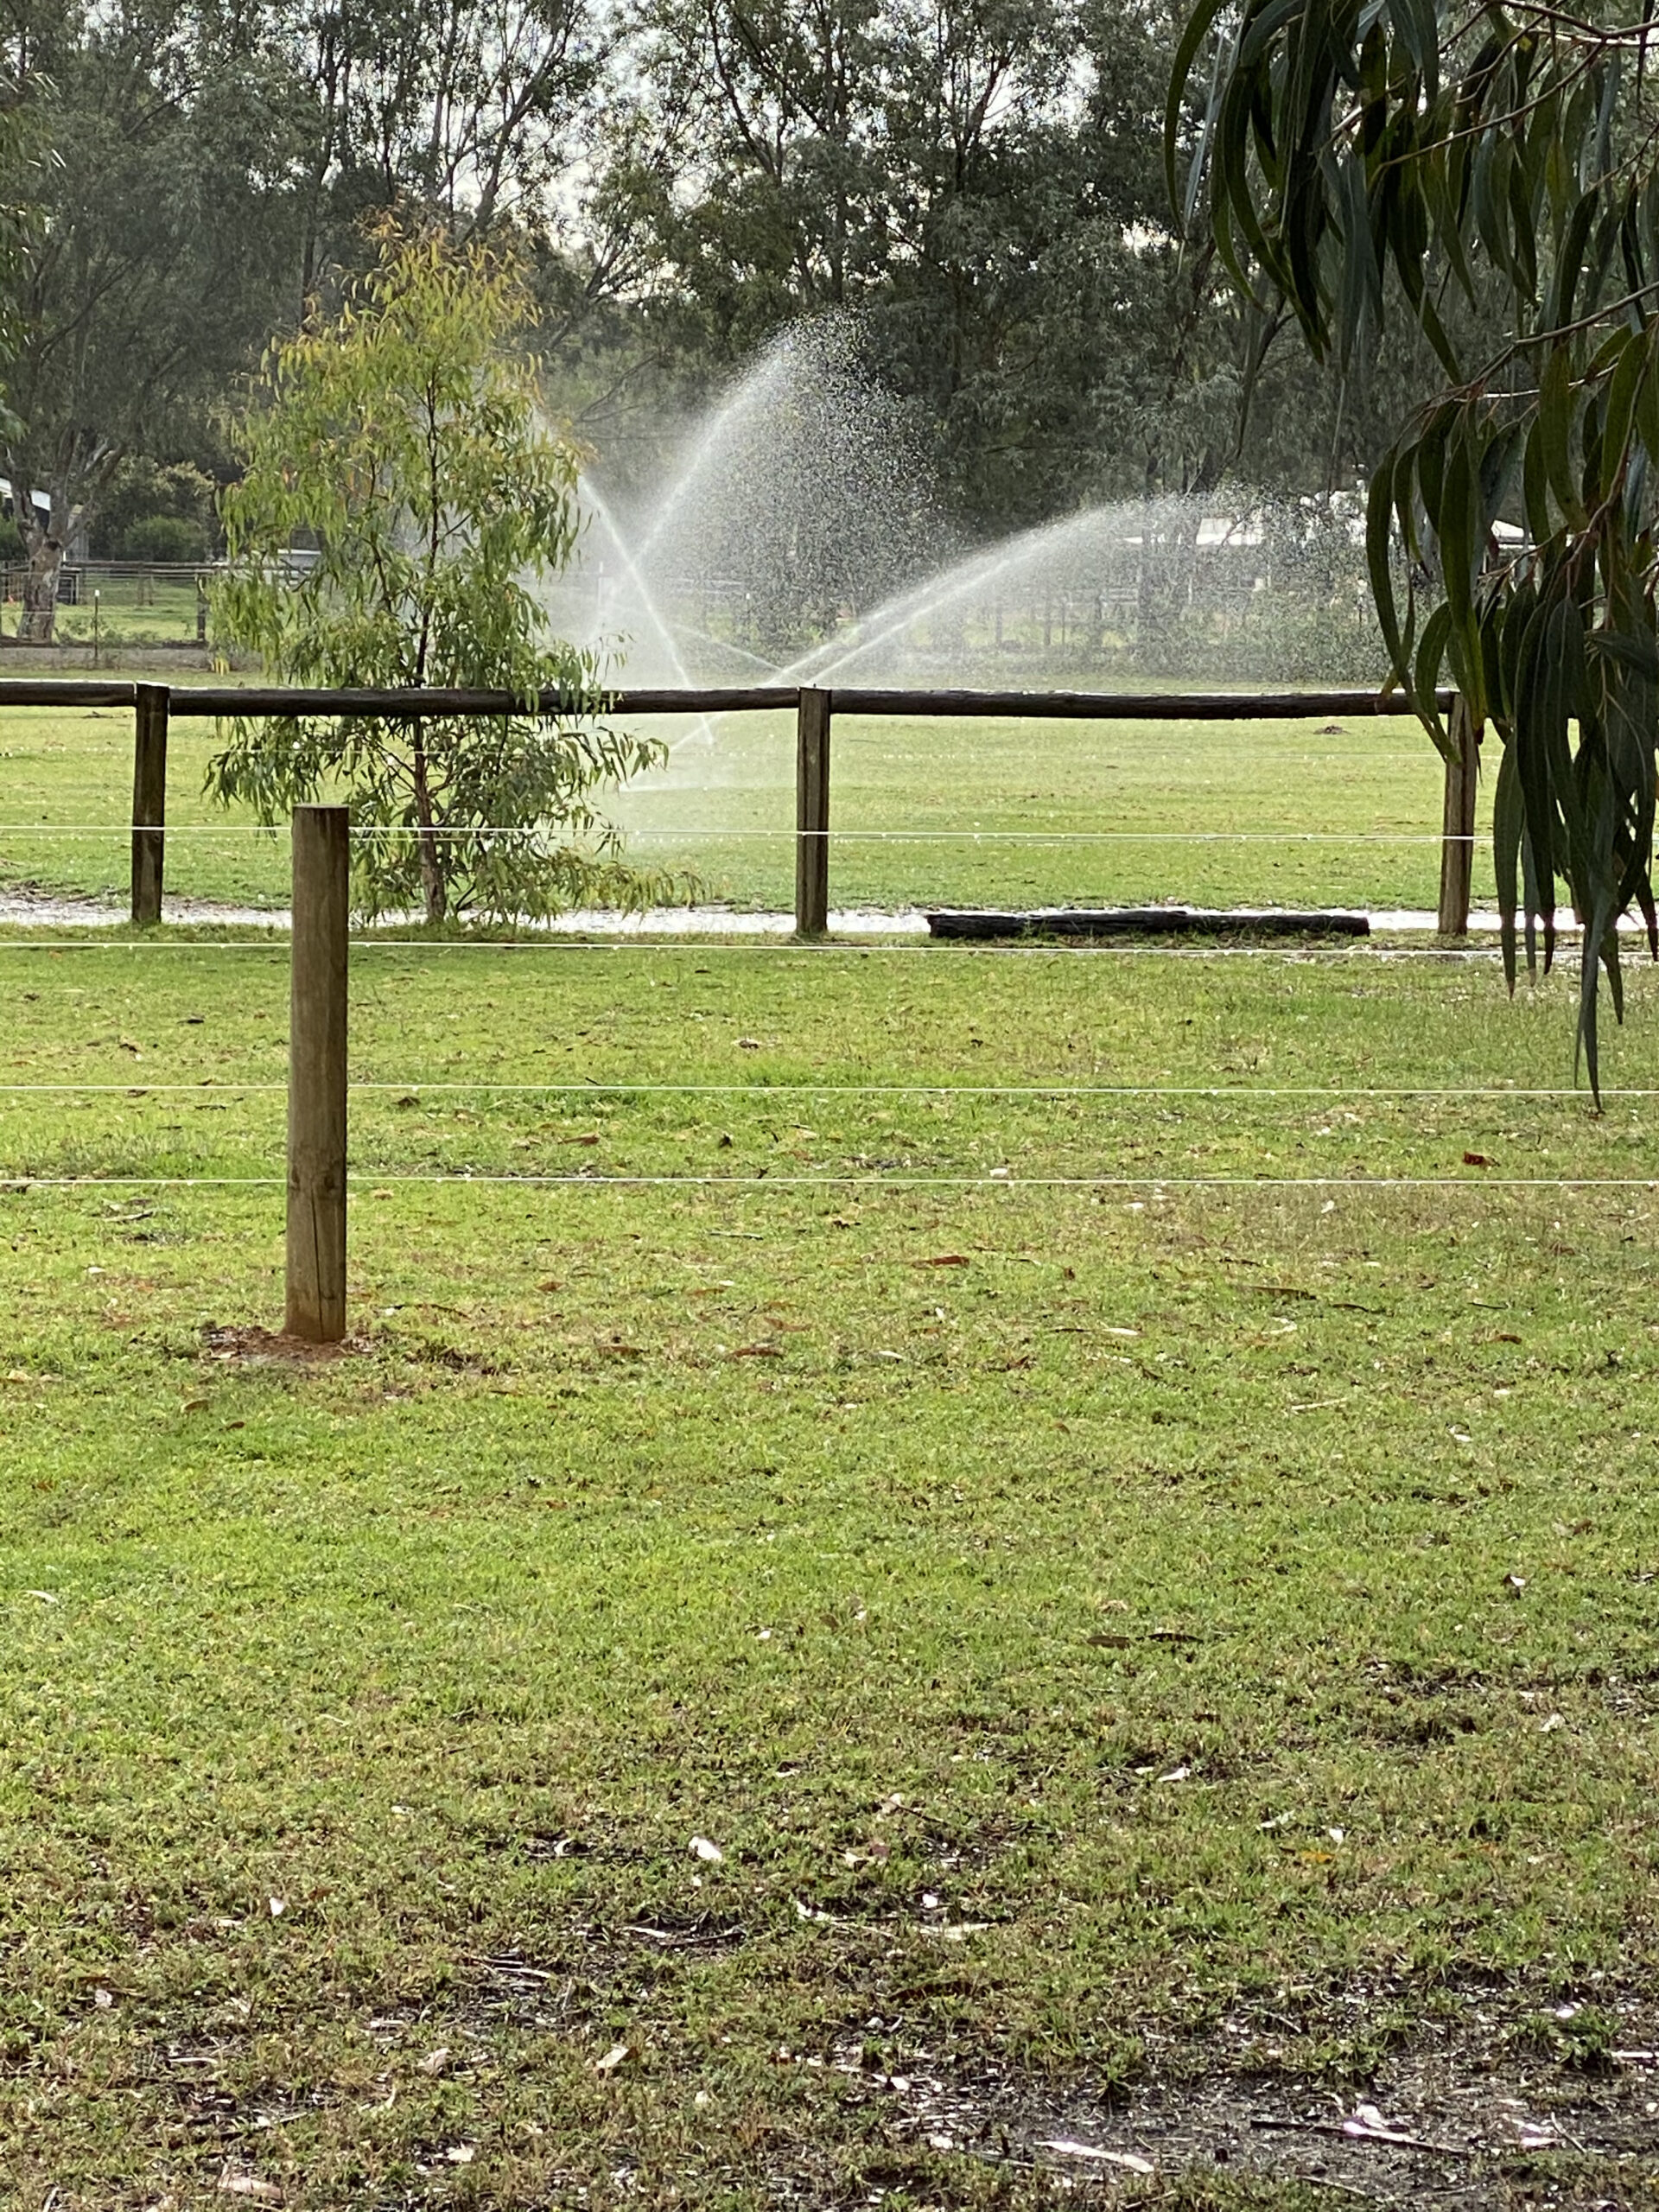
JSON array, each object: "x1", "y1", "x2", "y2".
[{"x1": 0, "y1": 676, "x2": 1475, "y2": 936}]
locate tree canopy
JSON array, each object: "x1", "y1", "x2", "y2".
[
  {"x1": 0, "y1": 0, "x2": 1419, "y2": 574},
  {"x1": 1171, "y1": 0, "x2": 1659, "y2": 1090}
]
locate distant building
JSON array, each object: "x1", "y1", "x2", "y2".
[{"x1": 0, "y1": 476, "x2": 52, "y2": 531}]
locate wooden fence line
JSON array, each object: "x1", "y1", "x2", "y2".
[{"x1": 0, "y1": 677, "x2": 1476, "y2": 937}]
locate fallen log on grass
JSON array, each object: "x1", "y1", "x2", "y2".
[{"x1": 923, "y1": 906, "x2": 1371, "y2": 940}]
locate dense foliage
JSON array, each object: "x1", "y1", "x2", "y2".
[
  {"x1": 0, "y1": 0, "x2": 1444, "y2": 588},
  {"x1": 1172, "y1": 0, "x2": 1659, "y2": 1090},
  {"x1": 208, "y1": 227, "x2": 667, "y2": 926}
]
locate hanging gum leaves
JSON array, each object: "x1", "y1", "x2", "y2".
[{"x1": 1170, "y1": 0, "x2": 1659, "y2": 1096}]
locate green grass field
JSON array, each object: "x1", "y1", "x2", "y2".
[
  {"x1": 3, "y1": 930, "x2": 1659, "y2": 2208},
  {"x1": 0, "y1": 676, "x2": 1494, "y2": 917},
  {"x1": 3, "y1": 575, "x2": 207, "y2": 649}
]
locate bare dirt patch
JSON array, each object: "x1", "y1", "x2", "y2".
[
  {"x1": 199, "y1": 1321, "x2": 372, "y2": 1364},
  {"x1": 830, "y1": 2016, "x2": 1659, "y2": 2206}
]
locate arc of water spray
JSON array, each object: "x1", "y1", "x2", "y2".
[
  {"x1": 631, "y1": 345, "x2": 795, "y2": 573},
  {"x1": 767, "y1": 502, "x2": 1158, "y2": 690},
  {"x1": 578, "y1": 480, "x2": 715, "y2": 750}
]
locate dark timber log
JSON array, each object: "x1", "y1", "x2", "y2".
[
  {"x1": 0, "y1": 681, "x2": 137, "y2": 707},
  {"x1": 156, "y1": 683, "x2": 1449, "y2": 722},
  {"x1": 925, "y1": 907, "x2": 1371, "y2": 940},
  {"x1": 163, "y1": 685, "x2": 804, "y2": 718},
  {"x1": 830, "y1": 688, "x2": 1449, "y2": 721}
]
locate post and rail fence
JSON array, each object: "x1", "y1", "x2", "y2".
[
  {"x1": 0, "y1": 674, "x2": 1477, "y2": 1340},
  {"x1": 0, "y1": 673, "x2": 1475, "y2": 938}
]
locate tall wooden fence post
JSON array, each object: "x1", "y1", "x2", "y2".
[
  {"x1": 1437, "y1": 695, "x2": 1480, "y2": 937},
  {"x1": 130, "y1": 683, "x2": 170, "y2": 925},
  {"x1": 287, "y1": 805, "x2": 350, "y2": 1342},
  {"x1": 795, "y1": 687, "x2": 831, "y2": 937}
]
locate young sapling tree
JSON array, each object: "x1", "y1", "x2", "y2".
[{"x1": 210, "y1": 223, "x2": 670, "y2": 925}]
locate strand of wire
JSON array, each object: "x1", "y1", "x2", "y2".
[
  {"x1": 3, "y1": 1172, "x2": 1655, "y2": 1191},
  {"x1": 0, "y1": 941, "x2": 1525, "y2": 960},
  {"x1": 0, "y1": 1079, "x2": 1618, "y2": 1098}
]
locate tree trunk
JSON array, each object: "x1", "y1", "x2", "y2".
[
  {"x1": 410, "y1": 720, "x2": 447, "y2": 925},
  {"x1": 20, "y1": 527, "x2": 62, "y2": 644}
]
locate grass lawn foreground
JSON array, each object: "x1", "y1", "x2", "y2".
[{"x1": 2, "y1": 931, "x2": 1659, "y2": 2208}]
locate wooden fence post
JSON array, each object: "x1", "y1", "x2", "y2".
[
  {"x1": 1437, "y1": 695, "x2": 1480, "y2": 937},
  {"x1": 287, "y1": 804, "x2": 350, "y2": 1343},
  {"x1": 130, "y1": 683, "x2": 169, "y2": 925},
  {"x1": 795, "y1": 686, "x2": 831, "y2": 937}
]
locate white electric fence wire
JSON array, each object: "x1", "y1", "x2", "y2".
[
  {"x1": 0, "y1": 942, "x2": 1517, "y2": 959},
  {"x1": 2, "y1": 1173, "x2": 1654, "y2": 1191},
  {"x1": 0, "y1": 1081, "x2": 1619, "y2": 1098}
]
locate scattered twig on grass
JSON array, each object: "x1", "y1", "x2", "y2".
[
  {"x1": 1037, "y1": 2137, "x2": 1156, "y2": 2173},
  {"x1": 1249, "y1": 2113, "x2": 1465, "y2": 2157},
  {"x1": 622, "y1": 1921, "x2": 746, "y2": 1948},
  {"x1": 471, "y1": 1952, "x2": 558, "y2": 1980}
]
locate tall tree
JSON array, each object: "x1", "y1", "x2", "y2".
[
  {"x1": 272, "y1": 0, "x2": 613, "y2": 302},
  {"x1": 616, "y1": 0, "x2": 1238, "y2": 525},
  {"x1": 2, "y1": 0, "x2": 306, "y2": 638},
  {"x1": 1172, "y1": 0, "x2": 1659, "y2": 1088}
]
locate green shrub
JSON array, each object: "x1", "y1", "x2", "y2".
[{"x1": 120, "y1": 513, "x2": 207, "y2": 565}]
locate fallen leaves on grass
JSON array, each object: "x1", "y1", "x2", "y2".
[
  {"x1": 913, "y1": 1254, "x2": 969, "y2": 1268},
  {"x1": 690, "y1": 1835, "x2": 725, "y2": 1863},
  {"x1": 1464, "y1": 1151, "x2": 1495, "y2": 1167},
  {"x1": 594, "y1": 2041, "x2": 636, "y2": 2074}
]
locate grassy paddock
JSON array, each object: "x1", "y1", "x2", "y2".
[
  {"x1": 3, "y1": 938, "x2": 1659, "y2": 2208},
  {"x1": 0, "y1": 680, "x2": 1491, "y2": 916}
]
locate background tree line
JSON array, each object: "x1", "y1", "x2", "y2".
[{"x1": 0, "y1": 0, "x2": 1472, "y2": 638}]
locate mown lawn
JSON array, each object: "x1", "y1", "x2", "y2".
[
  {"x1": 0, "y1": 677, "x2": 1491, "y2": 917},
  {"x1": 3, "y1": 937, "x2": 1658, "y2": 2209}
]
